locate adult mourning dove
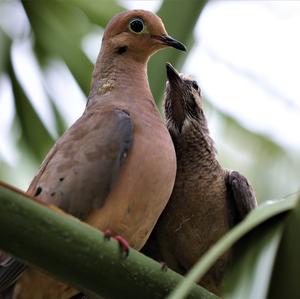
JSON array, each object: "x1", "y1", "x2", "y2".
[
  {"x1": 142, "y1": 64, "x2": 257, "y2": 295},
  {"x1": 0, "y1": 11, "x2": 186, "y2": 299}
]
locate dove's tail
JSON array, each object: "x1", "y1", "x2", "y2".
[{"x1": 0, "y1": 256, "x2": 27, "y2": 298}]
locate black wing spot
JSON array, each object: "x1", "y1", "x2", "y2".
[
  {"x1": 34, "y1": 187, "x2": 42, "y2": 197},
  {"x1": 59, "y1": 177, "x2": 64, "y2": 182},
  {"x1": 51, "y1": 192, "x2": 56, "y2": 197}
]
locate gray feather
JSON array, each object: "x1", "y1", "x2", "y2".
[{"x1": 0, "y1": 254, "x2": 26, "y2": 293}]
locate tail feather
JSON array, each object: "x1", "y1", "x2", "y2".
[{"x1": 0, "y1": 257, "x2": 27, "y2": 293}]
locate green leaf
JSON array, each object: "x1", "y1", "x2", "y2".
[
  {"x1": 167, "y1": 194, "x2": 299, "y2": 299},
  {"x1": 268, "y1": 196, "x2": 300, "y2": 299},
  {"x1": 22, "y1": 0, "x2": 94, "y2": 95},
  {"x1": 0, "y1": 27, "x2": 11, "y2": 74},
  {"x1": 50, "y1": 99, "x2": 68, "y2": 136},
  {"x1": 222, "y1": 218, "x2": 284, "y2": 299},
  {"x1": 67, "y1": 0, "x2": 124, "y2": 27}
]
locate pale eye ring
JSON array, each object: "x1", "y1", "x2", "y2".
[{"x1": 129, "y1": 18, "x2": 145, "y2": 33}]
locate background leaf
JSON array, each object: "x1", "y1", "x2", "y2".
[
  {"x1": 23, "y1": 0, "x2": 94, "y2": 94},
  {"x1": 8, "y1": 58, "x2": 54, "y2": 161},
  {"x1": 223, "y1": 218, "x2": 284, "y2": 299},
  {"x1": 0, "y1": 28, "x2": 11, "y2": 74},
  {"x1": 268, "y1": 197, "x2": 300, "y2": 299}
]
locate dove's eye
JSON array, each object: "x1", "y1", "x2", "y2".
[
  {"x1": 129, "y1": 18, "x2": 145, "y2": 33},
  {"x1": 192, "y1": 81, "x2": 199, "y2": 90},
  {"x1": 191, "y1": 81, "x2": 201, "y2": 93}
]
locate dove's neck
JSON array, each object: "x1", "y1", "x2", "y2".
[{"x1": 88, "y1": 49, "x2": 153, "y2": 105}]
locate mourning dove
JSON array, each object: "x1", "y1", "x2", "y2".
[
  {"x1": 142, "y1": 63, "x2": 257, "y2": 295},
  {"x1": 0, "y1": 11, "x2": 186, "y2": 299}
]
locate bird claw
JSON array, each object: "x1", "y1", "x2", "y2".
[
  {"x1": 160, "y1": 261, "x2": 168, "y2": 272},
  {"x1": 102, "y1": 230, "x2": 129, "y2": 258},
  {"x1": 103, "y1": 229, "x2": 112, "y2": 240},
  {"x1": 115, "y1": 235, "x2": 130, "y2": 258}
]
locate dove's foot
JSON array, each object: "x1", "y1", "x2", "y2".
[
  {"x1": 103, "y1": 229, "x2": 112, "y2": 240},
  {"x1": 115, "y1": 235, "x2": 129, "y2": 258},
  {"x1": 103, "y1": 230, "x2": 129, "y2": 258}
]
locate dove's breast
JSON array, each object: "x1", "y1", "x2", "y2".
[{"x1": 86, "y1": 99, "x2": 177, "y2": 250}]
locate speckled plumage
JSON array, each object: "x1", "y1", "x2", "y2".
[{"x1": 142, "y1": 64, "x2": 257, "y2": 295}]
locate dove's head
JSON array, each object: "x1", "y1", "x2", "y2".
[
  {"x1": 101, "y1": 10, "x2": 186, "y2": 63},
  {"x1": 164, "y1": 63, "x2": 203, "y2": 134}
]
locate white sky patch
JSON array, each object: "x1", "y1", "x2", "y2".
[
  {"x1": 0, "y1": 76, "x2": 18, "y2": 164},
  {"x1": 184, "y1": 1, "x2": 300, "y2": 151},
  {"x1": 44, "y1": 60, "x2": 86, "y2": 127},
  {"x1": 0, "y1": 0, "x2": 30, "y2": 39},
  {"x1": 118, "y1": 0, "x2": 162, "y2": 12},
  {"x1": 11, "y1": 39, "x2": 57, "y2": 138}
]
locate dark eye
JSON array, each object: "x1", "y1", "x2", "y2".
[
  {"x1": 129, "y1": 18, "x2": 144, "y2": 33},
  {"x1": 192, "y1": 81, "x2": 200, "y2": 92}
]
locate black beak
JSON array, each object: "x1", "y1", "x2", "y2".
[
  {"x1": 166, "y1": 62, "x2": 183, "y2": 86},
  {"x1": 165, "y1": 63, "x2": 185, "y2": 130},
  {"x1": 152, "y1": 35, "x2": 186, "y2": 51}
]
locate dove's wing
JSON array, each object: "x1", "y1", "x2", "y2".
[
  {"x1": 27, "y1": 107, "x2": 133, "y2": 219},
  {"x1": 226, "y1": 170, "x2": 257, "y2": 225}
]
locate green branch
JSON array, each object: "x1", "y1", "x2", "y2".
[{"x1": 0, "y1": 184, "x2": 217, "y2": 299}]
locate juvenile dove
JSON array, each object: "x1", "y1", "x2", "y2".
[
  {"x1": 142, "y1": 64, "x2": 257, "y2": 295},
  {"x1": 0, "y1": 11, "x2": 186, "y2": 299}
]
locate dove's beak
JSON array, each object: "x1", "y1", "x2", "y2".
[{"x1": 151, "y1": 35, "x2": 187, "y2": 51}]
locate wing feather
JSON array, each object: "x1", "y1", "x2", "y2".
[{"x1": 226, "y1": 170, "x2": 257, "y2": 225}]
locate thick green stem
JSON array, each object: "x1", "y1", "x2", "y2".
[{"x1": 0, "y1": 184, "x2": 217, "y2": 299}]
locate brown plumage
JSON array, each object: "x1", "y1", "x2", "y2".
[
  {"x1": 0, "y1": 11, "x2": 186, "y2": 299},
  {"x1": 142, "y1": 63, "x2": 257, "y2": 295}
]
